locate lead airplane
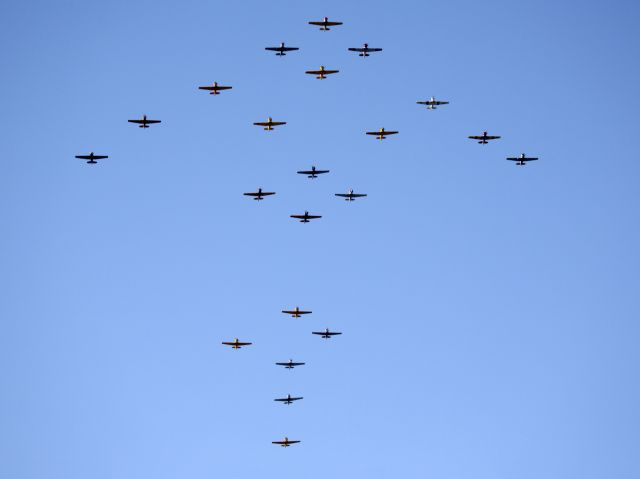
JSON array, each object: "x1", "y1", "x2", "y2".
[
  {"x1": 305, "y1": 66, "x2": 339, "y2": 79},
  {"x1": 274, "y1": 394, "x2": 303, "y2": 405},
  {"x1": 348, "y1": 43, "x2": 382, "y2": 57},
  {"x1": 198, "y1": 81, "x2": 232, "y2": 95},
  {"x1": 507, "y1": 153, "x2": 538, "y2": 166},
  {"x1": 297, "y1": 166, "x2": 329, "y2": 178},
  {"x1": 335, "y1": 189, "x2": 367, "y2": 201},
  {"x1": 417, "y1": 97, "x2": 449, "y2": 110},
  {"x1": 265, "y1": 42, "x2": 299, "y2": 56},
  {"x1": 221, "y1": 338, "x2": 252, "y2": 349},
  {"x1": 243, "y1": 188, "x2": 276, "y2": 201},
  {"x1": 272, "y1": 437, "x2": 301, "y2": 447},
  {"x1": 281, "y1": 307, "x2": 312, "y2": 318},
  {"x1": 75, "y1": 152, "x2": 108, "y2": 164},
  {"x1": 128, "y1": 115, "x2": 161, "y2": 128},
  {"x1": 254, "y1": 117, "x2": 286, "y2": 131},
  {"x1": 468, "y1": 131, "x2": 501, "y2": 144},
  {"x1": 366, "y1": 127, "x2": 398, "y2": 140},
  {"x1": 308, "y1": 17, "x2": 343, "y2": 30},
  {"x1": 312, "y1": 328, "x2": 342, "y2": 339},
  {"x1": 290, "y1": 211, "x2": 321, "y2": 223},
  {"x1": 276, "y1": 359, "x2": 305, "y2": 369}
]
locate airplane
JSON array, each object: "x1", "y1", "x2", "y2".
[
  {"x1": 305, "y1": 66, "x2": 339, "y2": 80},
  {"x1": 75, "y1": 152, "x2": 108, "y2": 164},
  {"x1": 253, "y1": 117, "x2": 286, "y2": 131},
  {"x1": 281, "y1": 307, "x2": 312, "y2": 318},
  {"x1": 348, "y1": 43, "x2": 383, "y2": 57},
  {"x1": 335, "y1": 189, "x2": 367, "y2": 201},
  {"x1": 290, "y1": 211, "x2": 322, "y2": 223},
  {"x1": 272, "y1": 437, "x2": 301, "y2": 447},
  {"x1": 417, "y1": 97, "x2": 449, "y2": 110},
  {"x1": 274, "y1": 394, "x2": 303, "y2": 404},
  {"x1": 128, "y1": 115, "x2": 161, "y2": 128},
  {"x1": 366, "y1": 127, "x2": 398, "y2": 140},
  {"x1": 243, "y1": 188, "x2": 276, "y2": 201},
  {"x1": 468, "y1": 131, "x2": 501, "y2": 144},
  {"x1": 308, "y1": 17, "x2": 343, "y2": 30},
  {"x1": 265, "y1": 43, "x2": 299, "y2": 56},
  {"x1": 221, "y1": 338, "x2": 252, "y2": 349},
  {"x1": 312, "y1": 328, "x2": 342, "y2": 339},
  {"x1": 297, "y1": 166, "x2": 330, "y2": 178},
  {"x1": 276, "y1": 359, "x2": 305, "y2": 369},
  {"x1": 507, "y1": 153, "x2": 538, "y2": 166},
  {"x1": 198, "y1": 81, "x2": 232, "y2": 95}
]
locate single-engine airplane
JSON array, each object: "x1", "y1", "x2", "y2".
[
  {"x1": 308, "y1": 17, "x2": 343, "y2": 30},
  {"x1": 366, "y1": 127, "x2": 398, "y2": 140},
  {"x1": 507, "y1": 153, "x2": 538, "y2": 166},
  {"x1": 274, "y1": 394, "x2": 303, "y2": 404},
  {"x1": 297, "y1": 166, "x2": 329, "y2": 178},
  {"x1": 272, "y1": 437, "x2": 300, "y2": 447},
  {"x1": 243, "y1": 188, "x2": 276, "y2": 200},
  {"x1": 468, "y1": 131, "x2": 501, "y2": 144},
  {"x1": 75, "y1": 152, "x2": 108, "y2": 164},
  {"x1": 305, "y1": 66, "x2": 339, "y2": 79},
  {"x1": 335, "y1": 189, "x2": 367, "y2": 201},
  {"x1": 254, "y1": 117, "x2": 286, "y2": 131},
  {"x1": 312, "y1": 329, "x2": 342, "y2": 339},
  {"x1": 128, "y1": 115, "x2": 161, "y2": 128},
  {"x1": 265, "y1": 43, "x2": 299, "y2": 56},
  {"x1": 348, "y1": 43, "x2": 382, "y2": 57},
  {"x1": 221, "y1": 338, "x2": 252, "y2": 349},
  {"x1": 417, "y1": 97, "x2": 449, "y2": 110},
  {"x1": 276, "y1": 359, "x2": 305, "y2": 369},
  {"x1": 290, "y1": 211, "x2": 321, "y2": 223},
  {"x1": 198, "y1": 81, "x2": 232, "y2": 95},
  {"x1": 281, "y1": 307, "x2": 312, "y2": 318}
]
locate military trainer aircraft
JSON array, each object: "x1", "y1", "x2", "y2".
[
  {"x1": 128, "y1": 115, "x2": 161, "y2": 128},
  {"x1": 366, "y1": 127, "x2": 398, "y2": 140},
  {"x1": 468, "y1": 131, "x2": 501, "y2": 144},
  {"x1": 312, "y1": 329, "x2": 342, "y2": 339},
  {"x1": 348, "y1": 43, "x2": 383, "y2": 57},
  {"x1": 335, "y1": 189, "x2": 367, "y2": 201},
  {"x1": 305, "y1": 66, "x2": 339, "y2": 79},
  {"x1": 276, "y1": 359, "x2": 306, "y2": 369},
  {"x1": 75, "y1": 152, "x2": 108, "y2": 164},
  {"x1": 507, "y1": 153, "x2": 538, "y2": 166},
  {"x1": 274, "y1": 394, "x2": 303, "y2": 405},
  {"x1": 281, "y1": 307, "x2": 312, "y2": 318},
  {"x1": 254, "y1": 117, "x2": 286, "y2": 131},
  {"x1": 221, "y1": 338, "x2": 252, "y2": 349},
  {"x1": 308, "y1": 17, "x2": 343, "y2": 30},
  {"x1": 198, "y1": 81, "x2": 232, "y2": 95},
  {"x1": 290, "y1": 211, "x2": 321, "y2": 223},
  {"x1": 243, "y1": 188, "x2": 276, "y2": 201},
  {"x1": 417, "y1": 97, "x2": 449, "y2": 110},
  {"x1": 272, "y1": 437, "x2": 301, "y2": 447},
  {"x1": 297, "y1": 166, "x2": 329, "y2": 178},
  {"x1": 265, "y1": 43, "x2": 299, "y2": 56}
]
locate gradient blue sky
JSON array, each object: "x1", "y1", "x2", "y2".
[{"x1": 2, "y1": 1, "x2": 640, "y2": 478}]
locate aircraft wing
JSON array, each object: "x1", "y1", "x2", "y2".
[
  {"x1": 282, "y1": 47, "x2": 299, "y2": 51},
  {"x1": 290, "y1": 362, "x2": 305, "y2": 366},
  {"x1": 145, "y1": 119, "x2": 161, "y2": 124},
  {"x1": 253, "y1": 122, "x2": 269, "y2": 126},
  {"x1": 351, "y1": 193, "x2": 367, "y2": 198},
  {"x1": 270, "y1": 121, "x2": 286, "y2": 126},
  {"x1": 468, "y1": 135, "x2": 483, "y2": 140},
  {"x1": 128, "y1": 119, "x2": 143, "y2": 124},
  {"x1": 348, "y1": 47, "x2": 366, "y2": 52},
  {"x1": 485, "y1": 135, "x2": 501, "y2": 140},
  {"x1": 305, "y1": 215, "x2": 321, "y2": 219}
]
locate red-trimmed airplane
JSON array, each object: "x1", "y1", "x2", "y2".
[
  {"x1": 366, "y1": 127, "x2": 398, "y2": 140},
  {"x1": 312, "y1": 329, "x2": 342, "y2": 339},
  {"x1": 221, "y1": 338, "x2": 252, "y2": 349},
  {"x1": 308, "y1": 17, "x2": 343, "y2": 30},
  {"x1": 243, "y1": 188, "x2": 276, "y2": 201},
  {"x1": 198, "y1": 81, "x2": 232, "y2": 95},
  {"x1": 468, "y1": 131, "x2": 501, "y2": 144},
  {"x1": 75, "y1": 152, "x2": 108, "y2": 164},
  {"x1": 128, "y1": 115, "x2": 161, "y2": 128}
]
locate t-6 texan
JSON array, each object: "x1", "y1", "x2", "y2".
[
  {"x1": 276, "y1": 359, "x2": 305, "y2": 369},
  {"x1": 335, "y1": 189, "x2": 367, "y2": 201},
  {"x1": 198, "y1": 81, "x2": 232, "y2": 95},
  {"x1": 243, "y1": 188, "x2": 276, "y2": 201},
  {"x1": 274, "y1": 394, "x2": 303, "y2": 405},
  {"x1": 308, "y1": 17, "x2": 343, "y2": 30},
  {"x1": 348, "y1": 43, "x2": 382, "y2": 57},
  {"x1": 312, "y1": 329, "x2": 342, "y2": 339},
  {"x1": 254, "y1": 117, "x2": 286, "y2": 131},
  {"x1": 272, "y1": 437, "x2": 300, "y2": 447},
  {"x1": 507, "y1": 153, "x2": 538, "y2": 166},
  {"x1": 290, "y1": 211, "x2": 321, "y2": 223},
  {"x1": 128, "y1": 115, "x2": 161, "y2": 128},
  {"x1": 417, "y1": 97, "x2": 449, "y2": 110},
  {"x1": 468, "y1": 131, "x2": 501, "y2": 144},
  {"x1": 305, "y1": 66, "x2": 339, "y2": 80},
  {"x1": 221, "y1": 338, "x2": 252, "y2": 349},
  {"x1": 281, "y1": 307, "x2": 312, "y2": 318},
  {"x1": 265, "y1": 42, "x2": 300, "y2": 56},
  {"x1": 75, "y1": 152, "x2": 108, "y2": 164},
  {"x1": 366, "y1": 127, "x2": 398, "y2": 140}
]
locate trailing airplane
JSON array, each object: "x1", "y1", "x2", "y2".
[
  {"x1": 128, "y1": 115, "x2": 161, "y2": 128},
  {"x1": 265, "y1": 43, "x2": 299, "y2": 56},
  {"x1": 308, "y1": 17, "x2": 343, "y2": 30},
  {"x1": 468, "y1": 131, "x2": 501, "y2": 144},
  {"x1": 272, "y1": 437, "x2": 301, "y2": 447},
  {"x1": 297, "y1": 166, "x2": 329, "y2": 178},
  {"x1": 221, "y1": 338, "x2": 252, "y2": 349},
  {"x1": 253, "y1": 117, "x2": 286, "y2": 131},
  {"x1": 366, "y1": 127, "x2": 398, "y2": 140},
  {"x1": 274, "y1": 394, "x2": 303, "y2": 404},
  {"x1": 348, "y1": 43, "x2": 382, "y2": 57},
  {"x1": 276, "y1": 359, "x2": 305, "y2": 369},
  {"x1": 290, "y1": 211, "x2": 322, "y2": 223},
  {"x1": 243, "y1": 188, "x2": 276, "y2": 201},
  {"x1": 198, "y1": 81, "x2": 232, "y2": 95},
  {"x1": 305, "y1": 66, "x2": 339, "y2": 79},
  {"x1": 335, "y1": 189, "x2": 367, "y2": 201},
  {"x1": 312, "y1": 328, "x2": 342, "y2": 339},
  {"x1": 417, "y1": 97, "x2": 449, "y2": 110},
  {"x1": 507, "y1": 153, "x2": 538, "y2": 166},
  {"x1": 281, "y1": 307, "x2": 312, "y2": 318},
  {"x1": 75, "y1": 152, "x2": 108, "y2": 164}
]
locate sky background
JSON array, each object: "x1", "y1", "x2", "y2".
[{"x1": 1, "y1": 0, "x2": 640, "y2": 478}]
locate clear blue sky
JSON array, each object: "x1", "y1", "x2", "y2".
[{"x1": 1, "y1": 0, "x2": 639, "y2": 478}]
